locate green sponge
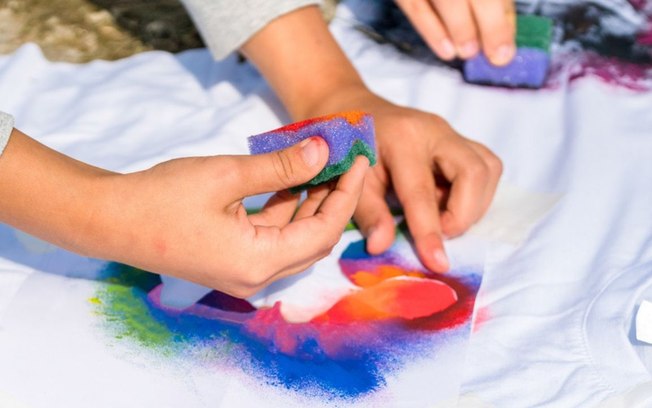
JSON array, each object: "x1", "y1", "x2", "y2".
[{"x1": 516, "y1": 15, "x2": 553, "y2": 51}]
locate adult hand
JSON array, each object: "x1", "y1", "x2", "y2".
[
  {"x1": 394, "y1": 0, "x2": 516, "y2": 65},
  {"x1": 304, "y1": 89, "x2": 502, "y2": 273}
]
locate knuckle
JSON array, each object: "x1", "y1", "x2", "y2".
[
  {"x1": 272, "y1": 150, "x2": 297, "y2": 188},
  {"x1": 485, "y1": 154, "x2": 503, "y2": 176},
  {"x1": 318, "y1": 231, "x2": 340, "y2": 254},
  {"x1": 318, "y1": 244, "x2": 335, "y2": 261},
  {"x1": 464, "y1": 161, "x2": 490, "y2": 182},
  {"x1": 326, "y1": 235, "x2": 340, "y2": 251}
]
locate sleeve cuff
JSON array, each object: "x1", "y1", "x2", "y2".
[
  {"x1": 181, "y1": 0, "x2": 322, "y2": 60},
  {"x1": 0, "y1": 111, "x2": 15, "y2": 157}
]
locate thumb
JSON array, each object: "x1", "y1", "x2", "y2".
[{"x1": 235, "y1": 136, "x2": 329, "y2": 197}]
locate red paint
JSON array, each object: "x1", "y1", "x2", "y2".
[
  {"x1": 315, "y1": 277, "x2": 457, "y2": 323},
  {"x1": 271, "y1": 111, "x2": 367, "y2": 133}
]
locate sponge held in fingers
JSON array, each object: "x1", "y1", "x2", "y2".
[
  {"x1": 248, "y1": 111, "x2": 377, "y2": 192},
  {"x1": 463, "y1": 15, "x2": 553, "y2": 89}
]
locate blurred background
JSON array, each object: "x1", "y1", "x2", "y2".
[{"x1": 0, "y1": 0, "x2": 337, "y2": 62}]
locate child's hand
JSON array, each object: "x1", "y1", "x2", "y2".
[
  {"x1": 303, "y1": 89, "x2": 502, "y2": 273},
  {"x1": 95, "y1": 138, "x2": 368, "y2": 298},
  {"x1": 394, "y1": 0, "x2": 516, "y2": 65}
]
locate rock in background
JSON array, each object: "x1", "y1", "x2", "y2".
[{"x1": 0, "y1": 0, "x2": 338, "y2": 63}]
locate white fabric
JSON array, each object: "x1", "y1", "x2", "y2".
[
  {"x1": 0, "y1": 1, "x2": 650, "y2": 406},
  {"x1": 637, "y1": 301, "x2": 652, "y2": 344}
]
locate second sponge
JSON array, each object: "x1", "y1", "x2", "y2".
[
  {"x1": 248, "y1": 111, "x2": 377, "y2": 191},
  {"x1": 463, "y1": 15, "x2": 553, "y2": 89}
]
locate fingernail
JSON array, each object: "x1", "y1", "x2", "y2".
[
  {"x1": 439, "y1": 38, "x2": 456, "y2": 60},
  {"x1": 433, "y1": 248, "x2": 450, "y2": 271},
  {"x1": 492, "y1": 44, "x2": 515, "y2": 66},
  {"x1": 457, "y1": 41, "x2": 479, "y2": 59},
  {"x1": 300, "y1": 137, "x2": 321, "y2": 167}
]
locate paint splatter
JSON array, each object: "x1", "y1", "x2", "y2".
[{"x1": 92, "y1": 234, "x2": 481, "y2": 401}]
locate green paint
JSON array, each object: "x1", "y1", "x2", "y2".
[
  {"x1": 291, "y1": 140, "x2": 377, "y2": 193},
  {"x1": 516, "y1": 15, "x2": 553, "y2": 51},
  {"x1": 95, "y1": 283, "x2": 174, "y2": 351},
  {"x1": 93, "y1": 263, "x2": 175, "y2": 352}
]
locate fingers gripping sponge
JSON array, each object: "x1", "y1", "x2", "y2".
[
  {"x1": 464, "y1": 15, "x2": 553, "y2": 88},
  {"x1": 248, "y1": 111, "x2": 377, "y2": 192}
]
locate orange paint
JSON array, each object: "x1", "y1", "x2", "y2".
[
  {"x1": 350, "y1": 265, "x2": 427, "y2": 287},
  {"x1": 281, "y1": 111, "x2": 366, "y2": 132},
  {"x1": 315, "y1": 277, "x2": 458, "y2": 324}
]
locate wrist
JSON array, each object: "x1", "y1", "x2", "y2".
[
  {"x1": 68, "y1": 171, "x2": 127, "y2": 260},
  {"x1": 296, "y1": 84, "x2": 393, "y2": 121}
]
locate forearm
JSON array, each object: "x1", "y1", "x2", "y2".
[
  {"x1": 240, "y1": 6, "x2": 369, "y2": 120},
  {"x1": 0, "y1": 128, "x2": 118, "y2": 257}
]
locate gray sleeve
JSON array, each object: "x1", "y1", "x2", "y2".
[
  {"x1": 181, "y1": 0, "x2": 322, "y2": 60},
  {"x1": 0, "y1": 111, "x2": 14, "y2": 157}
]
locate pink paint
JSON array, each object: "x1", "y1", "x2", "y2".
[
  {"x1": 472, "y1": 306, "x2": 491, "y2": 334},
  {"x1": 547, "y1": 52, "x2": 652, "y2": 92},
  {"x1": 638, "y1": 29, "x2": 652, "y2": 46}
]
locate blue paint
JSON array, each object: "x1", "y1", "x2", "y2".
[{"x1": 101, "y1": 263, "x2": 387, "y2": 399}]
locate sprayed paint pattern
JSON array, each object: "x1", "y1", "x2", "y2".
[
  {"x1": 359, "y1": 0, "x2": 652, "y2": 90},
  {"x1": 93, "y1": 236, "x2": 481, "y2": 400}
]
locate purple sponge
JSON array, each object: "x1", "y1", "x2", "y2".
[
  {"x1": 463, "y1": 15, "x2": 553, "y2": 88},
  {"x1": 248, "y1": 111, "x2": 376, "y2": 191},
  {"x1": 464, "y1": 48, "x2": 550, "y2": 88}
]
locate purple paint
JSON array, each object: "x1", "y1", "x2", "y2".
[
  {"x1": 248, "y1": 112, "x2": 375, "y2": 166},
  {"x1": 464, "y1": 48, "x2": 551, "y2": 88}
]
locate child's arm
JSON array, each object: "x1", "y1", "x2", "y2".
[
  {"x1": 238, "y1": 6, "x2": 502, "y2": 273},
  {"x1": 0, "y1": 121, "x2": 367, "y2": 298}
]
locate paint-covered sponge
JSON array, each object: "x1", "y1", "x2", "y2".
[
  {"x1": 248, "y1": 111, "x2": 376, "y2": 191},
  {"x1": 464, "y1": 15, "x2": 553, "y2": 88}
]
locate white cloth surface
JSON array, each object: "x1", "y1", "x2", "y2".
[{"x1": 0, "y1": 1, "x2": 651, "y2": 407}]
